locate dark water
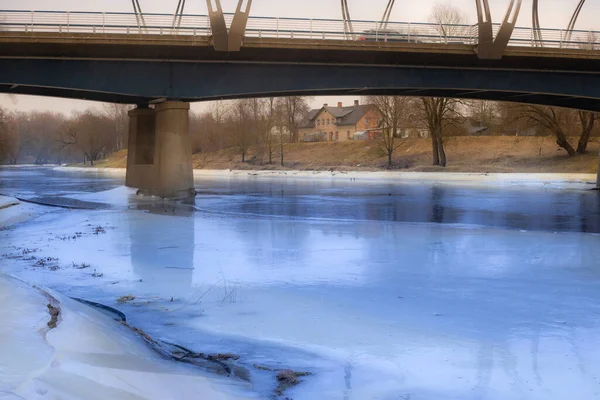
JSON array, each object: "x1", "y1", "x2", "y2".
[{"x1": 2, "y1": 166, "x2": 600, "y2": 233}]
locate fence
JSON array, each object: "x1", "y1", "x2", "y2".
[{"x1": 0, "y1": 10, "x2": 598, "y2": 50}]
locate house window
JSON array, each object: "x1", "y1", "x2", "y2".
[
  {"x1": 316, "y1": 119, "x2": 320, "y2": 126},
  {"x1": 335, "y1": 131, "x2": 339, "y2": 141},
  {"x1": 365, "y1": 118, "x2": 369, "y2": 125},
  {"x1": 347, "y1": 131, "x2": 350, "y2": 139}
]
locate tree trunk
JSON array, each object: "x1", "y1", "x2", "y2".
[
  {"x1": 241, "y1": 151, "x2": 245, "y2": 162},
  {"x1": 388, "y1": 150, "x2": 392, "y2": 167},
  {"x1": 431, "y1": 133, "x2": 440, "y2": 166},
  {"x1": 597, "y1": 146, "x2": 600, "y2": 188},
  {"x1": 577, "y1": 112, "x2": 595, "y2": 154},
  {"x1": 437, "y1": 135, "x2": 447, "y2": 167},
  {"x1": 578, "y1": 131, "x2": 592, "y2": 154},
  {"x1": 555, "y1": 134, "x2": 576, "y2": 156}
]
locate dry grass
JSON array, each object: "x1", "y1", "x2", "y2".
[
  {"x1": 117, "y1": 295, "x2": 136, "y2": 304},
  {"x1": 95, "y1": 137, "x2": 600, "y2": 174},
  {"x1": 47, "y1": 303, "x2": 60, "y2": 329},
  {"x1": 275, "y1": 369, "x2": 313, "y2": 396}
]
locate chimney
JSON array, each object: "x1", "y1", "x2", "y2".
[
  {"x1": 337, "y1": 102, "x2": 343, "y2": 108},
  {"x1": 323, "y1": 103, "x2": 328, "y2": 107},
  {"x1": 354, "y1": 100, "x2": 359, "y2": 107}
]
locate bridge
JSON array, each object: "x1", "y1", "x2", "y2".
[{"x1": 1, "y1": 0, "x2": 599, "y2": 197}]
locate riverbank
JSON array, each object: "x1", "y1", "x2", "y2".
[
  {"x1": 53, "y1": 167, "x2": 597, "y2": 191},
  {"x1": 87, "y1": 136, "x2": 600, "y2": 174}
]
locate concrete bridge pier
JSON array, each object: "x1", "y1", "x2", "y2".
[
  {"x1": 125, "y1": 101, "x2": 195, "y2": 198},
  {"x1": 597, "y1": 146, "x2": 600, "y2": 189}
]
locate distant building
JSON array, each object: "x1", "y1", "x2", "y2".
[{"x1": 298, "y1": 100, "x2": 381, "y2": 142}]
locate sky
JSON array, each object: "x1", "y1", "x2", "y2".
[{"x1": 2, "y1": 0, "x2": 599, "y2": 115}]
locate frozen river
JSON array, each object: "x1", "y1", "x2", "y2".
[{"x1": 2, "y1": 167, "x2": 600, "y2": 399}]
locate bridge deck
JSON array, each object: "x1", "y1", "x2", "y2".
[{"x1": 2, "y1": 32, "x2": 600, "y2": 73}]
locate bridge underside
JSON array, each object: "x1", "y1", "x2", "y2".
[
  {"x1": 2, "y1": 83, "x2": 600, "y2": 112},
  {"x1": 2, "y1": 59, "x2": 600, "y2": 112}
]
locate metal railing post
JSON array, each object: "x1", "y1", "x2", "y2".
[
  {"x1": 531, "y1": 28, "x2": 534, "y2": 47},
  {"x1": 408, "y1": 22, "x2": 411, "y2": 42},
  {"x1": 276, "y1": 17, "x2": 279, "y2": 38},
  {"x1": 67, "y1": 11, "x2": 70, "y2": 33},
  {"x1": 30, "y1": 10, "x2": 34, "y2": 32},
  {"x1": 310, "y1": 19, "x2": 313, "y2": 39},
  {"x1": 102, "y1": 12, "x2": 105, "y2": 33},
  {"x1": 559, "y1": 29, "x2": 563, "y2": 48}
]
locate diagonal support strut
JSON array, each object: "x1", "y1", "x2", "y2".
[
  {"x1": 206, "y1": 0, "x2": 252, "y2": 52},
  {"x1": 206, "y1": 0, "x2": 228, "y2": 51},
  {"x1": 228, "y1": 0, "x2": 253, "y2": 51},
  {"x1": 475, "y1": 0, "x2": 522, "y2": 59}
]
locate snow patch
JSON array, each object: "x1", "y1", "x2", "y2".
[{"x1": 0, "y1": 274, "x2": 256, "y2": 400}]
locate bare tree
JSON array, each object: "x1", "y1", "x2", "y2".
[
  {"x1": 517, "y1": 105, "x2": 578, "y2": 156},
  {"x1": 467, "y1": 100, "x2": 500, "y2": 129},
  {"x1": 279, "y1": 96, "x2": 312, "y2": 142},
  {"x1": 364, "y1": 96, "x2": 410, "y2": 167},
  {"x1": 263, "y1": 98, "x2": 277, "y2": 164},
  {"x1": 229, "y1": 99, "x2": 253, "y2": 162},
  {"x1": 428, "y1": 3, "x2": 469, "y2": 42},
  {"x1": 59, "y1": 110, "x2": 113, "y2": 165},
  {"x1": 210, "y1": 100, "x2": 228, "y2": 151},
  {"x1": 576, "y1": 31, "x2": 599, "y2": 50},
  {"x1": 420, "y1": 97, "x2": 460, "y2": 166},
  {"x1": 102, "y1": 103, "x2": 131, "y2": 151},
  {"x1": 0, "y1": 107, "x2": 18, "y2": 164},
  {"x1": 15, "y1": 111, "x2": 67, "y2": 164},
  {"x1": 577, "y1": 110, "x2": 596, "y2": 154}
]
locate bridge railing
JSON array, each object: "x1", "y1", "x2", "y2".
[
  {"x1": 0, "y1": 10, "x2": 599, "y2": 50},
  {"x1": 0, "y1": 10, "x2": 211, "y2": 35}
]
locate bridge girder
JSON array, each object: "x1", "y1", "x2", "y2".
[{"x1": 4, "y1": 57, "x2": 600, "y2": 113}]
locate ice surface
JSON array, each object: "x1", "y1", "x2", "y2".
[
  {"x1": 0, "y1": 195, "x2": 44, "y2": 228},
  {"x1": 2, "y1": 169, "x2": 600, "y2": 399},
  {"x1": 0, "y1": 275, "x2": 255, "y2": 400},
  {"x1": 0, "y1": 196, "x2": 19, "y2": 210}
]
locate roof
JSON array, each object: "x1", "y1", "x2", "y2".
[{"x1": 299, "y1": 104, "x2": 376, "y2": 129}]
